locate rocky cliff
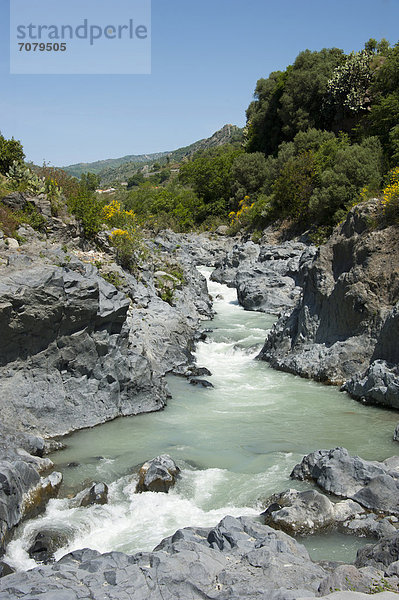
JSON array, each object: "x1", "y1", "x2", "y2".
[{"x1": 256, "y1": 201, "x2": 399, "y2": 408}]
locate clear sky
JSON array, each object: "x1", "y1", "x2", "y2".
[{"x1": 1, "y1": 0, "x2": 398, "y2": 167}]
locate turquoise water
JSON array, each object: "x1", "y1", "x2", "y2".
[{"x1": 5, "y1": 268, "x2": 398, "y2": 570}]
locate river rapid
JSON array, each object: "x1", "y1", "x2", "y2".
[{"x1": 5, "y1": 267, "x2": 399, "y2": 570}]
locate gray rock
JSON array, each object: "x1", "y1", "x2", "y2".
[
  {"x1": 355, "y1": 530, "x2": 399, "y2": 570},
  {"x1": 394, "y1": 424, "x2": 399, "y2": 442},
  {"x1": 302, "y1": 593, "x2": 398, "y2": 600},
  {"x1": 291, "y1": 447, "x2": 399, "y2": 516},
  {"x1": 0, "y1": 561, "x2": 14, "y2": 578},
  {"x1": 236, "y1": 266, "x2": 301, "y2": 314},
  {"x1": 77, "y1": 482, "x2": 108, "y2": 507},
  {"x1": 153, "y1": 229, "x2": 234, "y2": 267},
  {"x1": 4, "y1": 237, "x2": 19, "y2": 249},
  {"x1": 262, "y1": 488, "x2": 364, "y2": 536},
  {"x1": 258, "y1": 202, "x2": 399, "y2": 389},
  {"x1": 136, "y1": 454, "x2": 181, "y2": 493},
  {"x1": 28, "y1": 528, "x2": 70, "y2": 564},
  {"x1": 344, "y1": 360, "x2": 399, "y2": 409},
  {"x1": 318, "y1": 564, "x2": 398, "y2": 596},
  {"x1": 1, "y1": 192, "x2": 28, "y2": 211},
  {"x1": 0, "y1": 450, "x2": 62, "y2": 554},
  {"x1": 386, "y1": 561, "x2": 399, "y2": 576},
  {"x1": 189, "y1": 378, "x2": 214, "y2": 388},
  {"x1": 211, "y1": 240, "x2": 310, "y2": 315},
  {"x1": 342, "y1": 513, "x2": 397, "y2": 539},
  {"x1": 0, "y1": 262, "x2": 171, "y2": 436},
  {"x1": 0, "y1": 515, "x2": 328, "y2": 599}
]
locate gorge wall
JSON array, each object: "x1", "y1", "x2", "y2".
[{"x1": 211, "y1": 200, "x2": 399, "y2": 408}]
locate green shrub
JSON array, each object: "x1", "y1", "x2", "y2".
[
  {"x1": 68, "y1": 191, "x2": 103, "y2": 237},
  {"x1": 0, "y1": 133, "x2": 25, "y2": 175},
  {"x1": 6, "y1": 161, "x2": 45, "y2": 194}
]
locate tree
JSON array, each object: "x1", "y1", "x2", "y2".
[
  {"x1": 367, "y1": 43, "x2": 399, "y2": 164},
  {"x1": 246, "y1": 71, "x2": 286, "y2": 155},
  {"x1": 246, "y1": 48, "x2": 344, "y2": 156},
  {"x1": 324, "y1": 50, "x2": 373, "y2": 130},
  {"x1": 179, "y1": 145, "x2": 243, "y2": 216},
  {"x1": 278, "y1": 48, "x2": 345, "y2": 137},
  {"x1": 80, "y1": 172, "x2": 100, "y2": 192},
  {"x1": 127, "y1": 172, "x2": 145, "y2": 188},
  {"x1": 272, "y1": 151, "x2": 316, "y2": 221},
  {"x1": 309, "y1": 137, "x2": 383, "y2": 224},
  {"x1": 231, "y1": 152, "x2": 268, "y2": 202},
  {"x1": 0, "y1": 133, "x2": 25, "y2": 175}
]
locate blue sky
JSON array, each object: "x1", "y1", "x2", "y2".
[{"x1": 1, "y1": 0, "x2": 398, "y2": 167}]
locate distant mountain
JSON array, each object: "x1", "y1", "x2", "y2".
[
  {"x1": 62, "y1": 151, "x2": 170, "y2": 179},
  {"x1": 63, "y1": 124, "x2": 243, "y2": 183}
]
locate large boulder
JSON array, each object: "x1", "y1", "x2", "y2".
[
  {"x1": 0, "y1": 454, "x2": 62, "y2": 554},
  {"x1": 344, "y1": 359, "x2": 399, "y2": 409},
  {"x1": 291, "y1": 447, "x2": 399, "y2": 516},
  {"x1": 262, "y1": 488, "x2": 364, "y2": 536},
  {"x1": 318, "y1": 564, "x2": 399, "y2": 596},
  {"x1": 75, "y1": 482, "x2": 108, "y2": 507},
  {"x1": 0, "y1": 561, "x2": 14, "y2": 578},
  {"x1": 28, "y1": 528, "x2": 70, "y2": 564},
  {"x1": 136, "y1": 455, "x2": 181, "y2": 493},
  {"x1": 355, "y1": 530, "x2": 399, "y2": 570},
  {"x1": 0, "y1": 261, "x2": 168, "y2": 437}
]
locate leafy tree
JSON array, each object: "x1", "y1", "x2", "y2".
[
  {"x1": 367, "y1": 42, "x2": 399, "y2": 164},
  {"x1": 125, "y1": 182, "x2": 207, "y2": 232},
  {"x1": 323, "y1": 50, "x2": 373, "y2": 131},
  {"x1": 68, "y1": 188, "x2": 103, "y2": 237},
  {"x1": 127, "y1": 172, "x2": 145, "y2": 188},
  {"x1": 309, "y1": 136, "x2": 383, "y2": 223},
  {"x1": 292, "y1": 128, "x2": 336, "y2": 155},
  {"x1": 231, "y1": 152, "x2": 268, "y2": 202},
  {"x1": 246, "y1": 48, "x2": 344, "y2": 156},
  {"x1": 0, "y1": 133, "x2": 25, "y2": 175},
  {"x1": 271, "y1": 151, "x2": 317, "y2": 221},
  {"x1": 179, "y1": 145, "x2": 243, "y2": 215},
  {"x1": 279, "y1": 48, "x2": 345, "y2": 137},
  {"x1": 80, "y1": 172, "x2": 100, "y2": 192},
  {"x1": 246, "y1": 71, "x2": 286, "y2": 155}
]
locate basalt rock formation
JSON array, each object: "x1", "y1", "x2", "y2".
[
  {"x1": 257, "y1": 202, "x2": 399, "y2": 408},
  {"x1": 211, "y1": 238, "x2": 313, "y2": 315}
]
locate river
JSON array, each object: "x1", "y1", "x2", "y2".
[{"x1": 5, "y1": 267, "x2": 398, "y2": 570}]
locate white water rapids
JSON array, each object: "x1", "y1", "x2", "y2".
[{"x1": 5, "y1": 267, "x2": 398, "y2": 570}]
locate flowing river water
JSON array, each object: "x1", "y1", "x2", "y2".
[{"x1": 5, "y1": 267, "x2": 399, "y2": 570}]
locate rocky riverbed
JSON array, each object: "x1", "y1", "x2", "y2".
[{"x1": 1, "y1": 194, "x2": 399, "y2": 598}]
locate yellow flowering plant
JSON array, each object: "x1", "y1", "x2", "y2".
[
  {"x1": 103, "y1": 199, "x2": 146, "y2": 271},
  {"x1": 382, "y1": 166, "x2": 399, "y2": 224},
  {"x1": 229, "y1": 196, "x2": 255, "y2": 225}
]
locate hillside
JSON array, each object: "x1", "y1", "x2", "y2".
[{"x1": 63, "y1": 124, "x2": 243, "y2": 182}]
